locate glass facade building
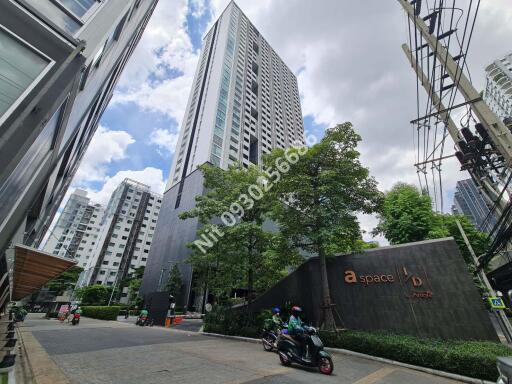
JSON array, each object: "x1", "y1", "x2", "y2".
[{"x1": 0, "y1": 0, "x2": 158, "y2": 307}]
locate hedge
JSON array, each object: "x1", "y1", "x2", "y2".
[
  {"x1": 81, "y1": 306, "x2": 120, "y2": 320},
  {"x1": 204, "y1": 307, "x2": 511, "y2": 381},
  {"x1": 319, "y1": 330, "x2": 511, "y2": 381}
]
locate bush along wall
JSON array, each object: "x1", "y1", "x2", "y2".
[
  {"x1": 81, "y1": 306, "x2": 120, "y2": 321},
  {"x1": 203, "y1": 307, "x2": 511, "y2": 381}
]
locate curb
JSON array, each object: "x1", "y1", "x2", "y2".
[{"x1": 200, "y1": 332, "x2": 494, "y2": 384}]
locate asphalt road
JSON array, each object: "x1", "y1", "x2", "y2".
[{"x1": 24, "y1": 315, "x2": 462, "y2": 384}]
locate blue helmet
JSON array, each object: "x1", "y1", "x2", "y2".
[{"x1": 272, "y1": 307, "x2": 280, "y2": 314}]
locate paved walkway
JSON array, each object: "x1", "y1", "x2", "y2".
[{"x1": 19, "y1": 314, "x2": 463, "y2": 384}]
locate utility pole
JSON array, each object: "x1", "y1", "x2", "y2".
[
  {"x1": 402, "y1": 44, "x2": 507, "y2": 215},
  {"x1": 456, "y1": 220, "x2": 512, "y2": 342},
  {"x1": 398, "y1": 0, "x2": 512, "y2": 165},
  {"x1": 399, "y1": 0, "x2": 512, "y2": 266}
]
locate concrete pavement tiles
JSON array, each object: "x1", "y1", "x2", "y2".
[{"x1": 20, "y1": 316, "x2": 463, "y2": 384}]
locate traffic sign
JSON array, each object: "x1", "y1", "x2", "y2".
[{"x1": 489, "y1": 297, "x2": 506, "y2": 309}]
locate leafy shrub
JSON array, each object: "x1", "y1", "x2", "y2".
[
  {"x1": 203, "y1": 306, "x2": 270, "y2": 338},
  {"x1": 320, "y1": 330, "x2": 511, "y2": 381},
  {"x1": 81, "y1": 306, "x2": 120, "y2": 320},
  {"x1": 204, "y1": 307, "x2": 510, "y2": 381}
]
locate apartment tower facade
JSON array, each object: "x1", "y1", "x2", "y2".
[
  {"x1": 0, "y1": 0, "x2": 158, "y2": 304},
  {"x1": 451, "y1": 179, "x2": 498, "y2": 234},
  {"x1": 484, "y1": 52, "x2": 512, "y2": 122},
  {"x1": 77, "y1": 179, "x2": 161, "y2": 302},
  {"x1": 43, "y1": 189, "x2": 104, "y2": 268},
  {"x1": 141, "y1": 2, "x2": 305, "y2": 309}
]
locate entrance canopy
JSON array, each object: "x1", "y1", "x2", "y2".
[{"x1": 12, "y1": 244, "x2": 76, "y2": 301}]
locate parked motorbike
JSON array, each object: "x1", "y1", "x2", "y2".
[
  {"x1": 71, "y1": 313, "x2": 80, "y2": 325},
  {"x1": 277, "y1": 325, "x2": 334, "y2": 375}
]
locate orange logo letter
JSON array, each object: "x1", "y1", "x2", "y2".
[{"x1": 344, "y1": 270, "x2": 357, "y2": 284}]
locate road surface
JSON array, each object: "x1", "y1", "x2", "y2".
[{"x1": 21, "y1": 315, "x2": 463, "y2": 384}]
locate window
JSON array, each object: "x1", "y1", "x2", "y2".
[
  {"x1": 0, "y1": 27, "x2": 52, "y2": 123},
  {"x1": 57, "y1": 0, "x2": 98, "y2": 18}
]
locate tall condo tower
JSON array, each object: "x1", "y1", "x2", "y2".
[
  {"x1": 141, "y1": 1, "x2": 305, "y2": 309},
  {"x1": 484, "y1": 52, "x2": 512, "y2": 122}
]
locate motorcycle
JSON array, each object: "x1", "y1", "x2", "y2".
[
  {"x1": 262, "y1": 322, "x2": 288, "y2": 352},
  {"x1": 136, "y1": 315, "x2": 147, "y2": 326},
  {"x1": 71, "y1": 313, "x2": 80, "y2": 325},
  {"x1": 277, "y1": 325, "x2": 334, "y2": 375},
  {"x1": 135, "y1": 315, "x2": 153, "y2": 326}
]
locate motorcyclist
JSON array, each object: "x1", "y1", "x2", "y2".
[
  {"x1": 138, "y1": 308, "x2": 149, "y2": 324},
  {"x1": 271, "y1": 307, "x2": 282, "y2": 331},
  {"x1": 288, "y1": 306, "x2": 309, "y2": 358}
]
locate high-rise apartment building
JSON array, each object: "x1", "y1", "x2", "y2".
[
  {"x1": 484, "y1": 52, "x2": 512, "y2": 122},
  {"x1": 43, "y1": 189, "x2": 104, "y2": 268},
  {"x1": 77, "y1": 179, "x2": 161, "y2": 302},
  {"x1": 451, "y1": 178, "x2": 498, "y2": 234},
  {"x1": 0, "y1": 1, "x2": 158, "y2": 305},
  {"x1": 141, "y1": 1, "x2": 305, "y2": 309}
]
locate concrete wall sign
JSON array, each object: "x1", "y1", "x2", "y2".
[{"x1": 247, "y1": 238, "x2": 498, "y2": 341}]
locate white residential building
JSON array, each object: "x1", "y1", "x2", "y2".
[
  {"x1": 141, "y1": 1, "x2": 305, "y2": 309},
  {"x1": 43, "y1": 189, "x2": 104, "y2": 268},
  {"x1": 484, "y1": 52, "x2": 512, "y2": 121},
  {"x1": 78, "y1": 179, "x2": 162, "y2": 297}
]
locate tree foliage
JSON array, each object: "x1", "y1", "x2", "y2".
[
  {"x1": 45, "y1": 266, "x2": 83, "y2": 296},
  {"x1": 165, "y1": 265, "x2": 183, "y2": 296},
  {"x1": 266, "y1": 122, "x2": 382, "y2": 329},
  {"x1": 375, "y1": 182, "x2": 489, "y2": 266},
  {"x1": 75, "y1": 284, "x2": 114, "y2": 305},
  {"x1": 373, "y1": 183, "x2": 434, "y2": 244},
  {"x1": 181, "y1": 164, "x2": 300, "y2": 303}
]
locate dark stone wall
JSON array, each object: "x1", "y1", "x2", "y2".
[
  {"x1": 248, "y1": 238, "x2": 498, "y2": 341},
  {"x1": 140, "y1": 168, "x2": 205, "y2": 307}
]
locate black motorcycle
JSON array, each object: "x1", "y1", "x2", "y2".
[
  {"x1": 277, "y1": 326, "x2": 334, "y2": 375},
  {"x1": 262, "y1": 329, "x2": 279, "y2": 351}
]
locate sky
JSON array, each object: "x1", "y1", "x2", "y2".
[{"x1": 57, "y1": 0, "x2": 512, "y2": 244}]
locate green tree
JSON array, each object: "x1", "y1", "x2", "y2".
[
  {"x1": 373, "y1": 183, "x2": 434, "y2": 244},
  {"x1": 266, "y1": 122, "x2": 382, "y2": 329},
  {"x1": 75, "y1": 284, "x2": 113, "y2": 305},
  {"x1": 45, "y1": 266, "x2": 83, "y2": 296},
  {"x1": 181, "y1": 164, "x2": 300, "y2": 303},
  {"x1": 123, "y1": 266, "x2": 145, "y2": 305},
  {"x1": 375, "y1": 182, "x2": 489, "y2": 267},
  {"x1": 427, "y1": 214, "x2": 488, "y2": 266},
  {"x1": 165, "y1": 265, "x2": 183, "y2": 296}
]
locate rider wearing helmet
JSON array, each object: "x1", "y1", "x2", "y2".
[
  {"x1": 288, "y1": 306, "x2": 304, "y2": 335},
  {"x1": 271, "y1": 307, "x2": 282, "y2": 329},
  {"x1": 288, "y1": 306, "x2": 309, "y2": 357}
]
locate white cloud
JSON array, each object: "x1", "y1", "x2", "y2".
[
  {"x1": 111, "y1": 0, "x2": 199, "y2": 125},
  {"x1": 74, "y1": 126, "x2": 135, "y2": 183},
  {"x1": 149, "y1": 128, "x2": 179, "y2": 155},
  {"x1": 85, "y1": 167, "x2": 166, "y2": 206}
]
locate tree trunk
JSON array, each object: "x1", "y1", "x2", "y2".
[
  {"x1": 247, "y1": 236, "x2": 254, "y2": 304},
  {"x1": 319, "y1": 247, "x2": 336, "y2": 330}
]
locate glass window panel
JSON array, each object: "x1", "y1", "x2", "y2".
[
  {"x1": 0, "y1": 102, "x2": 63, "y2": 220},
  {"x1": 33, "y1": 2, "x2": 80, "y2": 33},
  {"x1": 0, "y1": 29, "x2": 49, "y2": 117},
  {"x1": 58, "y1": 0, "x2": 96, "y2": 17}
]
